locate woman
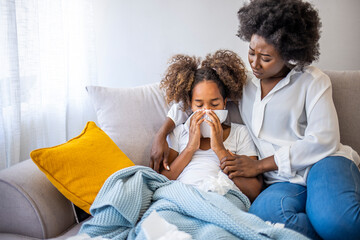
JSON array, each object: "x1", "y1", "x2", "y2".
[{"x1": 150, "y1": 0, "x2": 360, "y2": 239}]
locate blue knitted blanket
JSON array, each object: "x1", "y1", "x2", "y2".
[{"x1": 79, "y1": 166, "x2": 308, "y2": 240}]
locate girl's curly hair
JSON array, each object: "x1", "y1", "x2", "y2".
[
  {"x1": 160, "y1": 50, "x2": 246, "y2": 111},
  {"x1": 237, "y1": 0, "x2": 322, "y2": 70}
]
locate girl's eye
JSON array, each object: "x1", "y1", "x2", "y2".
[{"x1": 248, "y1": 51, "x2": 255, "y2": 56}]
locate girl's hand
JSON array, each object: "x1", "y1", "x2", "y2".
[
  {"x1": 205, "y1": 110, "x2": 226, "y2": 155},
  {"x1": 220, "y1": 155, "x2": 261, "y2": 178},
  {"x1": 186, "y1": 110, "x2": 205, "y2": 152}
]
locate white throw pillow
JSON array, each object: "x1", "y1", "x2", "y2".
[{"x1": 86, "y1": 83, "x2": 170, "y2": 166}]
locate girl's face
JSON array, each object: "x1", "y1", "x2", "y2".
[
  {"x1": 191, "y1": 81, "x2": 226, "y2": 112},
  {"x1": 248, "y1": 34, "x2": 289, "y2": 80}
]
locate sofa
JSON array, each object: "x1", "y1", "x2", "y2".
[{"x1": 0, "y1": 70, "x2": 359, "y2": 240}]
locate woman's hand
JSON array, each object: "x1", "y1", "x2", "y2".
[
  {"x1": 150, "y1": 133, "x2": 170, "y2": 172},
  {"x1": 220, "y1": 155, "x2": 262, "y2": 178},
  {"x1": 150, "y1": 117, "x2": 175, "y2": 172},
  {"x1": 186, "y1": 111, "x2": 205, "y2": 152},
  {"x1": 205, "y1": 110, "x2": 227, "y2": 157}
]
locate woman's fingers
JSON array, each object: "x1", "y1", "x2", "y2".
[
  {"x1": 149, "y1": 158, "x2": 154, "y2": 169},
  {"x1": 162, "y1": 149, "x2": 170, "y2": 171},
  {"x1": 150, "y1": 154, "x2": 162, "y2": 172},
  {"x1": 150, "y1": 148, "x2": 163, "y2": 172},
  {"x1": 222, "y1": 165, "x2": 238, "y2": 174},
  {"x1": 221, "y1": 155, "x2": 261, "y2": 177},
  {"x1": 228, "y1": 171, "x2": 242, "y2": 179},
  {"x1": 150, "y1": 141, "x2": 170, "y2": 172},
  {"x1": 220, "y1": 155, "x2": 237, "y2": 166}
]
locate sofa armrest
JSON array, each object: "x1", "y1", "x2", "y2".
[{"x1": 0, "y1": 159, "x2": 76, "y2": 239}]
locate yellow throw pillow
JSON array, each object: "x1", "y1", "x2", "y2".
[{"x1": 30, "y1": 121, "x2": 134, "y2": 214}]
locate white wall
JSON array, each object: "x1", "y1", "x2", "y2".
[
  {"x1": 94, "y1": 0, "x2": 246, "y2": 88},
  {"x1": 311, "y1": 0, "x2": 360, "y2": 71},
  {"x1": 93, "y1": 0, "x2": 360, "y2": 88}
]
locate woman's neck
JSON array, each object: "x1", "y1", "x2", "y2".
[
  {"x1": 265, "y1": 66, "x2": 291, "y2": 82},
  {"x1": 260, "y1": 66, "x2": 291, "y2": 99}
]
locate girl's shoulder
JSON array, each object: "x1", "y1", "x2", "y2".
[
  {"x1": 228, "y1": 123, "x2": 250, "y2": 138},
  {"x1": 229, "y1": 122, "x2": 246, "y2": 130},
  {"x1": 225, "y1": 123, "x2": 257, "y2": 155}
]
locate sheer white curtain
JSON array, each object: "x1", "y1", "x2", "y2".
[{"x1": 0, "y1": 0, "x2": 97, "y2": 169}]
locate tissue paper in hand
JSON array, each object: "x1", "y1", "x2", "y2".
[{"x1": 185, "y1": 110, "x2": 228, "y2": 138}]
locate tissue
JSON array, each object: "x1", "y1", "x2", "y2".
[
  {"x1": 185, "y1": 109, "x2": 228, "y2": 138},
  {"x1": 66, "y1": 234, "x2": 109, "y2": 240},
  {"x1": 197, "y1": 170, "x2": 236, "y2": 195},
  {"x1": 141, "y1": 210, "x2": 192, "y2": 240}
]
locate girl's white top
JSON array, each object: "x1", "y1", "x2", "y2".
[
  {"x1": 167, "y1": 66, "x2": 360, "y2": 186},
  {"x1": 167, "y1": 122, "x2": 257, "y2": 194}
]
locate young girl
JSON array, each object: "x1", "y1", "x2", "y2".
[{"x1": 159, "y1": 50, "x2": 262, "y2": 201}]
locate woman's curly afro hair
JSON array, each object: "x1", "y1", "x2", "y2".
[
  {"x1": 160, "y1": 50, "x2": 246, "y2": 111},
  {"x1": 237, "y1": 0, "x2": 322, "y2": 70}
]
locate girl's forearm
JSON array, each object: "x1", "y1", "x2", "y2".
[
  {"x1": 215, "y1": 148, "x2": 232, "y2": 162},
  {"x1": 161, "y1": 147, "x2": 195, "y2": 180},
  {"x1": 232, "y1": 175, "x2": 263, "y2": 202}
]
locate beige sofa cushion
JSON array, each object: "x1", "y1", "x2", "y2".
[
  {"x1": 325, "y1": 70, "x2": 360, "y2": 154},
  {"x1": 87, "y1": 84, "x2": 170, "y2": 166}
]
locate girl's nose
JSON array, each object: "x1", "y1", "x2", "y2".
[{"x1": 203, "y1": 106, "x2": 215, "y2": 111}]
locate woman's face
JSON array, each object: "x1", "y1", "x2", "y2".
[
  {"x1": 191, "y1": 81, "x2": 226, "y2": 112},
  {"x1": 248, "y1": 34, "x2": 288, "y2": 80}
]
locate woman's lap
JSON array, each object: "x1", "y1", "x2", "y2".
[
  {"x1": 249, "y1": 182, "x2": 321, "y2": 239},
  {"x1": 306, "y1": 156, "x2": 360, "y2": 240},
  {"x1": 249, "y1": 156, "x2": 360, "y2": 240}
]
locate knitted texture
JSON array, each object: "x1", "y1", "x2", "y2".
[{"x1": 80, "y1": 166, "x2": 308, "y2": 240}]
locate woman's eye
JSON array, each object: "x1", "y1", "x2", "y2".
[
  {"x1": 262, "y1": 58, "x2": 271, "y2": 62},
  {"x1": 212, "y1": 104, "x2": 219, "y2": 107},
  {"x1": 248, "y1": 52, "x2": 255, "y2": 56},
  {"x1": 196, "y1": 105, "x2": 203, "y2": 108}
]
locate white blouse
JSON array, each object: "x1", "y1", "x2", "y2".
[
  {"x1": 167, "y1": 66, "x2": 360, "y2": 186},
  {"x1": 240, "y1": 66, "x2": 359, "y2": 185}
]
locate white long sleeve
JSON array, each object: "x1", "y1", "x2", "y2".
[{"x1": 274, "y1": 77, "x2": 339, "y2": 177}]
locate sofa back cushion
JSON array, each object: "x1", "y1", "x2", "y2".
[
  {"x1": 325, "y1": 70, "x2": 360, "y2": 154},
  {"x1": 87, "y1": 84, "x2": 170, "y2": 166},
  {"x1": 88, "y1": 70, "x2": 360, "y2": 166}
]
